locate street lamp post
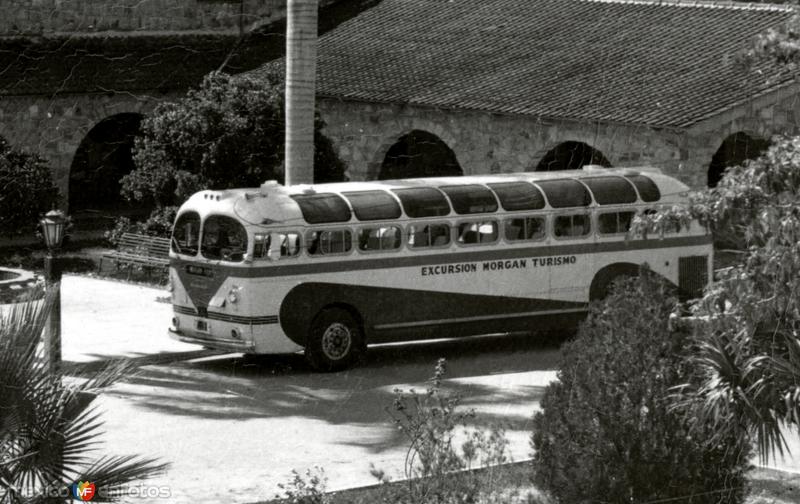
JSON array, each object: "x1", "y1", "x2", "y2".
[{"x1": 40, "y1": 209, "x2": 66, "y2": 372}]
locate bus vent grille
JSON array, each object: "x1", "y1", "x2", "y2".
[{"x1": 678, "y1": 255, "x2": 708, "y2": 302}]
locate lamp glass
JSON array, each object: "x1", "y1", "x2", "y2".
[{"x1": 41, "y1": 210, "x2": 66, "y2": 250}]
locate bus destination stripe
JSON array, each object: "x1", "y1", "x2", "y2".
[{"x1": 171, "y1": 234, "x2": 711, "y2": 279}]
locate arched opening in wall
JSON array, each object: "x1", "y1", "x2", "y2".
[
  {"x1": 379, "y1": 130, "x2": 463, "y2": 180},
  {"x1": 68, "y1": 113, "x2": 149, "y2": 218},
  {"x1": 707, "y1": 132, "x2": 771, "y2": 188},
  {"x1": 535, "y1": 141, "x2": 612, "y2": 171}
]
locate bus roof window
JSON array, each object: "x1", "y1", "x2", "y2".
[
  {"x1": 582, "y1": 176, "x2": 637, "y2": 205},
  {"x1": 342, "y1": 190, "x2": 402, "y2": 221},
  {"x1": 487, "y1": 182, "x2": 545, "y2": 211},
  {"x1": 391, "y1": 188, "x2": 451, "y2": 218},
  {"x1": 290, "y1": 193, "x2": 352, "y2": 224},
  {"x1": 440, "y1": 185, "x2": 498, "y2": 214},
  {"x1": 536, "y1": 179, "x2": 592, "y2": 208},
  {"x1": 625, "y1": 174, "x2": 661, "y2": 202}
]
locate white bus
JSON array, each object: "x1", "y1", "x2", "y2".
[{"x1": 167, "y1": 167, "x2": 712, "y2": 370}]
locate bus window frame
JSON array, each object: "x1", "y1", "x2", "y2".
[
  {"x1": 552, "y1": 212, "x2": 593, "y2": 240},
  {"x1": 355, "y1": 225, "x2": 404, "y2": 254},
  {"x1": 200, "y1": 214, "x2": 249, "y2": 263},
  {"x1": 171, "y1": 210, "x2": 201, "y2": 257},
  {"x1": 455, "y1": 219, "x2": 499, "y2": 247},
  {"x1": 503, "y1": 214, "x2": 548, "y2": 243},
  {"x1": 305, "y1": 228, "x2": 354, "y2": 257},
  {"x1": 406, "y1": 222, "x2": 452, "y2": 250},
  {"x1": 253, "y1": 230, "x2": 303, "y2": 260},
  {"x1": 597, "y1": 210, "x2": 636, "y2": 236}
]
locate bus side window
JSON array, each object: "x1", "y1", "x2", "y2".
[
  {"x1": 554, "y1": 214, "x2": 591, "y2": 238},
  {"x1": 598, "y1": 212, "x2": 635, "y2": 235},
  {"x1": 358, "y1": 226, "x2": 402, "y2": 252},
  {"x1": 504, "y1": 217, "x2": 545, "y2": 241},
  {"x1": 457, "y1": 221, "x2": 498, "y2": 245},
  {"x1": 307, "y1": 229, "x2": 352, "y2": 255},
  {"x1": 408, "y1": 224, "x2": 450, "y2": 248},
  {"x1": 254, "y1": 232, "x2": 301, "y2": 258}
]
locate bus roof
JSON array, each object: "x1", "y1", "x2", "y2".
[{"x1": 179, "y1": 167, "x2": 690, "y2": 227}]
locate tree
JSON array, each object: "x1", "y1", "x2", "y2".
[
  {"x1": 121, "y1": 70, "x2": 345, "y2": 209},
  {"x1": 0, "y1": 138, "x2": 60, "y2": 238},
  {"x1": 0, "y1": 290, "x2": 166, "y2": 503},
  {"x1": 638, "y1": 136, "x2": 800, "y2": 463}
]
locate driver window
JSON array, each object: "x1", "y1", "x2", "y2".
[{"x1": 201, "y1": 215, "x2": 248, "y2": 262}]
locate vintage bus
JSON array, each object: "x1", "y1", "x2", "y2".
[{"x1": 167, "y1": 167, "x2": 712, "y2": 370}]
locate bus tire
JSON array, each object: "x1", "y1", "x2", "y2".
[{"x1": 305, "y1": 308, "x2": 365, "y2": 372}]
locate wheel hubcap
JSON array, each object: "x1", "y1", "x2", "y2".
[{"x1": 321, "y1": 322, "x2": 352, "y2": 361}]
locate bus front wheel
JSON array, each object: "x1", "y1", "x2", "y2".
[{"x1": 306, "y1": 308, "x2": 365, "y2": 372}]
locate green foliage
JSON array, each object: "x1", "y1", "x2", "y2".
[
  {"x1": 531, "y1": 276, "x2": 751, "y2": 504},
  {"x1": 0, "y1": 292, "x2": 167, "y2": 503},
  {"x1": 123, "y1": 71, "x2": 346, "y2": 208},
  {"x1": 274, "y1": 361, "x2": 542, "y2": 504},
  {"x1": 275, "y1": 467, "x2": 328, "y2": 504},
  {"x1": 370, "y1": 358, "x2": 514, "y2": 503},
  {"x1": 105, "y1": 206, "x2": 178, "y2": 245},
  {"x1": 739, "y1": 14, "x2": 800, "y2": 69},
  {"x1": 0, "y1": 138, "x2": 60, "y2": 237},
  {"x1": 642, "y1": 136, "x2": 800, "y2": 461}
]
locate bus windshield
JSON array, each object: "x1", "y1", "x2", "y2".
[
  {"x1": 171, "y1": 211, "x2": 200, "y2": 256},
  {"x1": 201, "y1": 215, "x2": 248, "y2": 262}
]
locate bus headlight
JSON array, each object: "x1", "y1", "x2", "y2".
[
  {"x1": 227, "y1": 286, "x2": 240, "y2": 304},
  {"x1": 171, "y1": 317, "x2": 180, "y2": 329}
]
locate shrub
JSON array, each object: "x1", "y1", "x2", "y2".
[
  {"x1": 105, "y1": 206, "x2": 178, "y2": 245},
  {"x1": 531, "y1": 276, "x2": 752, "y2": 504},
  {"x1": 275, "y1": 467, "x2": 328, "y2": 504},
  {"x1": 373, "y1": 359, "x2": 514, "y2": 503},
  {"x1": 0, "y1": 138, "x2": 60, "y2": 237}
]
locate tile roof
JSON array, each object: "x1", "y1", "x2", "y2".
[
  {"x1": 306, "y1": 0, "x2": 798, "y2": 129},
  {"x1": 0, "y1": 0, "x2": 380, "y2": 96},
  {"x1": 0, "y1": 32, "x2": 284, "y2": 96}
]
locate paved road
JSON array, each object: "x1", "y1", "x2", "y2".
[
  {"x1": 96, "y1": 334, "x2": 560, "y2": 503},
  {"x1": 54, "y1": 275, "x2": 798, "y2": 503}
]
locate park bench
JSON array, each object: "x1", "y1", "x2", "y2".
[{"x1": 100, "y1": 233, "x2": 170, "y2": 278}]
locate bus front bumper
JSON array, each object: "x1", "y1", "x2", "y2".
[{"x1": 168, "y1": 328, "x2": 256, "y2": 353}]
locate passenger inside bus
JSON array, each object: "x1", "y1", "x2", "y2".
[{"x1": 201, "y1": 216, "x2": 247, "y2": 261}]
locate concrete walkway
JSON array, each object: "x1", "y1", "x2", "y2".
[{"x1": 59, "y1": 274, "x2": 218, "y2": 368}]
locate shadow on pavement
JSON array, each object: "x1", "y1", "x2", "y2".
[{"x1": 106, "y1": 331, "x2": 560, "y2": 453}]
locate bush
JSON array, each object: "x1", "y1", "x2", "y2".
[
  {"x1": 106, "y1": 206, "x2": 178, "y2": 245},
  {"x1": 531, "y1": 276, "x2": 751, "y2": 504},
  {"x1": 372, "y1": 359, "x2": 515, "y2": 503},
  {"x1": 0, "y1": 138, "x2": 60, "y2": 237}
]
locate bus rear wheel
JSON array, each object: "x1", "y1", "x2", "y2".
[{"x1": 306, "y1": 308, "x2": 365, "y2": 372}]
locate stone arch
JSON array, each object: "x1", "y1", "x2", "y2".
[
  {"x1": 68, "y1": 112, "x2": 146, "y2": 213},
  {"x1": 707, "y1": 131, "x2": 770, "y2": 188},
  {"x1": 377, "y1": 129, "x2": 463, "y2": 180},
  {"x1": 534, "y1": 141, "x2": 612, "y2": 171}
]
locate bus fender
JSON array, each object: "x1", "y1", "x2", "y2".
[{"x1": 279, "y1": 283, "x2": 368, "y2": 347}]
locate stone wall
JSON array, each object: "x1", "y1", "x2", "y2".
[
  {"x1": 318, "y1": 90, "x2": 800, "y2": 190},
  {"x1": 0, "y1": 0, "x2": 335, "y2": 35},
  {"x1": 0, "y1": 93, "x2": 181, "y2": 205},
  {"x1": 318, "y1": 100, "x2": 694, "y2": 186}
]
